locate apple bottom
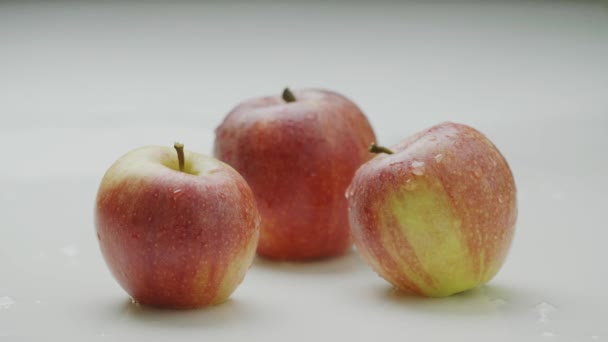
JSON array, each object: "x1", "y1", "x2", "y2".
[
  {"x1": 351, "y1": 178, "x2": 510, "y2": 297},
  {"x1": 96, "y1": 180, "x2": 260, "y2": 308},
  {"x1": 111, "y1": 237, "x2": 259, "y2": 309}
]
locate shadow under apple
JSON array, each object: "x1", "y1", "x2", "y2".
[
  {"x1": 374, "y1": 282, "x2": 539, "y2": 317},
  {"x1": 93, "y1": 296, "x2": 263, "y2": 330}
]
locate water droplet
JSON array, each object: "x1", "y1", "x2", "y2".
[
  {"x1": 147, "y1": 216, "x2": 152, "y2": 222},
  {"x1": 498, "y1": 196, "x2": 504, "y2": 204},
  {"x1": 491, "y1": 298, "x2": 507, "y2": 306},
  {"x1": 345, "y1": 188, "x2": 355, "y2": 199},
  {"x1": 473, "y1": 169, "x2": 482, "y2": 178},
  {"x1": 536, "y1": 302, "x2": 557, "y2": 323},
  {"x1": 434, "y1": 154, "x2": 443, "y2": 163},
  {"x1": 173, "y1": 188, "x2": 183, "y2": 194},
  {"x1": 61, "y1": 245, "x2": 79, "y2": 257},
  {"x1": 541, "y1": 331, "x2": 555, "y2": 338},
  {"x1": 0, "y1": 296, "x2": 15, "y2": 309},
  {"x1": 411, "y1": 160, "x2": 425, "y2": 176},
  {"x1": 552, "y1": 191, "x2": 564, "y2": 201},
  {"x1": 405, "y1": 178, "x2": 417, "y2": 191}
]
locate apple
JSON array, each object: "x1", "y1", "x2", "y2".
[
  {"x1": 95, "y1": 143, "x2": 260, "y2": 308},
  {"x1": 347, "y1": 122, "x2": 517, "y2": 297},
  {"x1": 214, "y1": 88, "x2": 376, "y2": 260}
]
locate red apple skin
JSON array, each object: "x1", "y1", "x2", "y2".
[
  {"x1": 214, "y1": 88, "x2": 376, "y2": 260},
  {"x1": 347, "y1": 122, "x2": 517, "y2": 297},
  {"x1": 95, "y1": 146, "x2": 260, "y2": 308}
]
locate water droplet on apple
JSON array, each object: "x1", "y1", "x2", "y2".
[
  {"x1": 434, "y1": 154, "x2": 443, "y2": 163},
  {"x1": 0, "y1": 296, "x2": 15, "y2": 309},
  {"x1": 411, "y1": 160, "x2": 425, "y2": 176},
  {"x1": 405, "y1": 179, "x2": 417, "y2": 191},
  {"x1": 498, "y1": 196, "x2": 504, "y2": 204},
  {"x1": 173, "y1": 188, "x2": 183, "y2": 194},
  {"x1": 345, "y1": 188, "x2": 355, "y2": 199},
  {"x1": 536, "y1": 301, "x2": 557, "y2": 323},
  {"x1": 473, "y1": 169, "x2": 482, "y2": 178}
]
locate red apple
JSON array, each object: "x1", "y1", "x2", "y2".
[
  {"x1": 347, "y1": 122, "x2": 517, "y2": 297},
  {"x1": 214, "y1": 88, "x2": 376, "y2": 260},
  {"x1": 95, "y1": 143, "x2": 260, "y2": 308}
]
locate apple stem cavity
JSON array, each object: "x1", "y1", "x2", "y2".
[
  {"x1": 174, "y1": 142, "x2": 185, "y2": 172},
  {"x1": 369, "y1": 143, "x2": 394, "y2": 155},
  {"x1": 282, "y1": 87, "x2": 297, "y2": 103}
]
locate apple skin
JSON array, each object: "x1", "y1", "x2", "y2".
[
  {"x1": 347, "y1": 122, "x2": 517, "y2": 297},
  {"x1": 214, "y1": 88, "x2": 376, "y2": 260},
  {"x1": 95, "y1": 146, "x2": 260, "y2": 308}
]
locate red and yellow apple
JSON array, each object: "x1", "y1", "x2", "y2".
[
  {"x1": 95, "y1": 144, "x2": 260, "y2": 308},
  {"x1": 214, "y1": 88, "x2": 376, "y2": 260},
  {"x1": 347, "y1": 122, "x2": 517, "y2": 297}
]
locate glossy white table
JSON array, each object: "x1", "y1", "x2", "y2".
[{"x1": 1, "y1": 2, "x2": 607, "y2": 341}]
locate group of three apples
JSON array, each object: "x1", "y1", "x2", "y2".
[{"x1": 95, "y1": 88, "x2": 517, "y2": 308}]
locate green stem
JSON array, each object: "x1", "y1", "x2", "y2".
[
  {"x1": 282, "y1": 87, "x2": 296, "y2": 102},
  {"x1": 174, "y1": 142, "x2": 185, "y2": 172},
  {"x1": 369, "y1": 142, "x2": 394, "y2": 155}
]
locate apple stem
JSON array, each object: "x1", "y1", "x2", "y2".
[
  {"x1": 174, "y1": 142, "x2": 185, "y2": 172},
  {"x1": 369, "y1": 142, "x2": 394, "y2": 155},
  {"x1": 282, "y1": 87, "x2": 296, "y2": 102}
]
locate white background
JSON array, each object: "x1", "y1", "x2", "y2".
[{"x1": 1, "y1": 1, "x2": 607, "y2": 341}]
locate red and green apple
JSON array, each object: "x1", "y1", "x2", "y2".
[
  {"x1": 347, "y1": 122, "x2": 517, "y2": 296},
  {"x1": 95, "y1": 143, "x2": 260, "y2": 308}
]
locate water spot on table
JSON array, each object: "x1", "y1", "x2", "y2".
[{"x1": 0, "y1": 296, "x2": 15, "y2": 309}]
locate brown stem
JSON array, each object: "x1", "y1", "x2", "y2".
[
  {"x1": 174, "y1": 142, "x2": 185, "y2": 172},
  {"x1": 282, "y1": 87, "x2": 296, "y2": 102},
  {"x1": 369, "y1": 142, "x2": 394, "y2": 155}
]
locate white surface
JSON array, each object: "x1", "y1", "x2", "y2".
[{"x1": 1, "y1": 1, "x2": 607, "y2": 341}]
